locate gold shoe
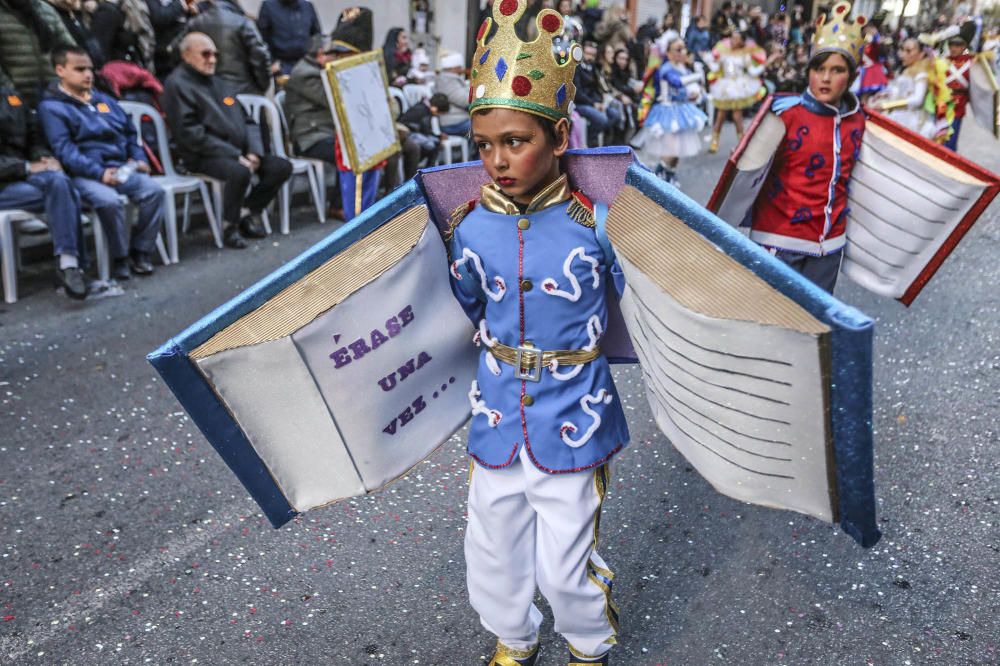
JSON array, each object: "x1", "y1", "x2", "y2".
[
  {"x1": 708, "y1": 131, "x2": 720, "y2": 154},
  {"x1": 488, "y1": 640, "x2": 539, "y2": 666}
]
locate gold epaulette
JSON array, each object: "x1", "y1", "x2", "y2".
[
  {"x1": 444, "y1": 198, "x2": 477, "y2": 242},
  {"x1": 567, "y1": 190, "x2": 595, "y2": 228}
]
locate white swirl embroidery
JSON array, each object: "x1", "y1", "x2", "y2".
[
  {"x1": 548, "y1": 315, "x2": 603, "y2": 381},
  {"x1": 541, "y1": 247, "x2": 601, "y2": 302},
  {"x1": 451, "y1": 248, "x2": 506, "y2": 302},
  {"x1": 469, "y1": 380, "x2": 502, "y2": 427},
  {"x1": 560, "y1": 389, "x2": 613, "y2": 447}
]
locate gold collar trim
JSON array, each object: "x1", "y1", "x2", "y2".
[{"x1": 479, "y1": 174, "x2": 571, "y2": 215}]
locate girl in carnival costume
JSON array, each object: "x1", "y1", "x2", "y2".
[
  {"x1": 853, "y1": 16, "x2": 890, "y2": 102},
  {"x1": 630, "y1": 37, "x2": 707, "y2": 185},
  {"x1": 456, "y1": 1, "x2": 628, "y2": 663},
  {"x1": 873, "y1": 37, "x2": 953, "y2": 143},
  {"x1": 705, "y1": 28, "x2": 767, "y2": 153},
  {"x1": 747, "y1": 1, "x2": 869, "y2": 293}
]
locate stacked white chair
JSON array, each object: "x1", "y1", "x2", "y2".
[{"x1": 236, "y1": 94, "x2": 325, "y2": 235}]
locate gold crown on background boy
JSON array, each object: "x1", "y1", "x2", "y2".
[
  {"x1": 469, "y1": 0, "x2": 579, "y2": 122},
  {"x1": 811, "y1": 1, "x2": 868, "y2": 68}
]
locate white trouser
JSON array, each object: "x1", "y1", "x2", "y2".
[{"x1": 465, "y1": 446, "x2": 618, "y2": 658}]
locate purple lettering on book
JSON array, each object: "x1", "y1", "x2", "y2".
[
  {"x1": 377, "y1": 351, "x2": 434, "y2": 392},
  {"x1": 329, "y1": 347, "x2": 352, "y2": 368},
  {"x1": 382, "y1": 395, "x2": 430, "y2": 435},
  {"x1": 370, "y1": 328, "x2": 390, "y2": 350},
  {"x1": 330, "y1": 304, "x2": 417, "y2": 369}
]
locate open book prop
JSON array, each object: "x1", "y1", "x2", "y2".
[
  {"x1": 708, "y1": 97, "x2": 1000, "y2": 305},
  {"x1": 969, "y1": 53, "x2": 999, "y2": 139},
  {"x1": 149, "y1": 148, "x2": 880, "y2": 547}
]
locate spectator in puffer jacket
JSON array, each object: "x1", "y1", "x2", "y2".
[
  {"x1": 40, "y1": 45, "x2": 165, "y2": 280},
  {"x1": 0, "y1": 0, "x2": 76, "y2": 106},
  {"x1": 256, "y1": 0, "x2": 320, "y2": 75}
]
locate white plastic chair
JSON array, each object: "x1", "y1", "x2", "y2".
[
  {"x1": 274, "y1": 90, "x2": 327, "y2": 220},
  {"x1": 431, "y1": 115, "x2": 470, "y2": 165},
  {"x1": 119, "y1": 101, "x2": 221, "y2": 263},
  {"x1": 388, "y1": 86, "x2": 409, "y2": 115},
  {"x1": 1, "y1": 210, "x2": 44, "y2": 303},
  {"x1": 237, "y1": 94, "x2": 324, "y2": 235}
]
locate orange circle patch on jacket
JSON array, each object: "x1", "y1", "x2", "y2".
[{"x1": 223, "y1": 97, "x2": 235, "y2": 106}]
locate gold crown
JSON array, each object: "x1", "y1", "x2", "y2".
[
  {"x1": 469, "y1": 0, "x2": 579, "y2": 122},
  {"x1": 812, "y1": 1, "x2": 867, "y2": 67}
]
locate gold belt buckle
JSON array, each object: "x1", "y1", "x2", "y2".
[{"x1": 514, "y1": 345, "x2": 543, "y2": 382}]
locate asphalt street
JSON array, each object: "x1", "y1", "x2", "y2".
[{"x1": 1, "y1": 118, "x2": 998, "y2": 666}]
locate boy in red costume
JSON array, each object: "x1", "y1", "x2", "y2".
[{"x1": 748, "y1": 1, "x2": 869, "y2": 292}]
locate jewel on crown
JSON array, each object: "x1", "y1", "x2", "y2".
[
  {"x1": 812, "y1": 1, "x2": 868, "y2": 67},
  {"x1": 469, "y1": 0, "x2": 580, "y2": 121}
]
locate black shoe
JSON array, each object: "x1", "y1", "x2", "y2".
[
  {"x1": 113, "y1": 257, "x2": 131, "y2": 281},
  {"x1": 129, "y1": 251, "x2": 154, "y2": 276},
  {"x1": 223, "y1": 225, "x2": 248, "y2": 249},
  {"x1": 55, "y1": 266, "x2": 88, "y2": 300},
  {"x1": 239, "y1": 215, "x2": 268, "y2": 239},
  {"x1": 567, "y1": 648, "x2": 609, "y2": 665},
  {"x1": 488, "y1": 641, "x2": 538, "y2": 666}
]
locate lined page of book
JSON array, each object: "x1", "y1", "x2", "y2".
[
  {"x1": 842, "y1": 122, "x2": 990, "y2": 298},
  {"x1": 608, "y1": 186, "x2": 838, "y2": 522}
]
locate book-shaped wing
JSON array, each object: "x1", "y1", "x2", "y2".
[
  {"x1": 708, "y1": 99, "x2": 1000, "y2": 306},
  {"x1": 969, "y1": 53, "x2": 999, "y2": 139},
  {"x1": 842, "y1": 111, "x2": 1000, "y2": 304},
  {"x1": 148, "y1": 183, "x2": 478, "y2": 527},
  {"x1": 707, "y1": 100, "x2": 785, "y2": 230},
  {"x1": 612, "y1": 168, "x2": 880, "y2": 547}
]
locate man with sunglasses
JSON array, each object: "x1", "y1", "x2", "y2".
[{"x1": 162, "y1": 32, "x2": 292, "y2": 249}]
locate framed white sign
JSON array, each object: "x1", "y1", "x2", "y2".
[{"x1": 322, "y1": 51, "x2": 401, "y2": 172}]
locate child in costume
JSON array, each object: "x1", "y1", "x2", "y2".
[
  {"x1": 853, "y1": 18, "x2": 889, "y2": 102},
  {"x1": 705, "y1": 29, "x2": 766, "y2": 153},
  {"x1": 449, "y1": 1, "x2": 627, "y2": 663},
  {"x1": 941, "y1": 22, "x2": 979, "y2": 151},
  {"x1": 630, "y1": 37, "x2": 707, "y2": 186},
  {"x1": 874, "y1": 38, "x2": 953, "y2": 143},
  {"x1": 748, "y1": 1, "x2": 869, "y2": 293}
]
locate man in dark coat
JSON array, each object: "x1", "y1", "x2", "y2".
[
  {"x1": 162, "y1": 32, "x2": 291, "y2": 248},
  {"x1": 174, "y1": 0, "x2": 272, "y2": 95},
  {"x1": 0, "y1": 87, "x2": 87, "y2": 298},
  {"x1": 146, "y1": 0, "x2": 198, "y2": 77},
  {"x1": 256, "y1": 0, "x2": 321, "y2": 75}
]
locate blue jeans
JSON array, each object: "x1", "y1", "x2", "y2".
[
  {"x1": 440, "y1": 119, "x2": 471, "y2": 136},
  {"x1": 73, "y1": 172, "x2": 165, "y2": 259},
  {"x1": 575, "y1": 104, "x2": 609, "y2": 145},
  {"x1": 0, "y1": 170, "x2": 85, "y2": 261}
]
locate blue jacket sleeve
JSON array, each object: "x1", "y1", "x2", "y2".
[
  {"x1": 39, "y1": 102, "x2": 106, "y2": 181},
  {"x1": 448, "y1": 226, "x2": 487, "y2": 326}
]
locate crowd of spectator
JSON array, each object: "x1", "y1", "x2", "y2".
[{"x1": 1, "y1": 0, "x2": 995, "y2": 303}]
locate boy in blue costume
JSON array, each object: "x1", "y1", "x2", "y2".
[{"x1": 448, "y1": 1, "x2": 627, "y2": 664}]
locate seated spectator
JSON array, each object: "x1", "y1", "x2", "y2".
[
  {"x1": 146, "y1": 0, "x2": 198, "y2": 78},
  {"x1": 175, "y1": 0, "x2": 271, "y2": 95},
  {"x1": 90, "y1": 0, "x2": 156, "y2": 71},
  {"x1": 382, "y1": 27, "x2": 411, "y2": 87},
  {"x1": 257, "y1": 0, "x2": 320, "y2": 76},
  {"x1": 573, "y1": 41, "x2": 610, "y2": 146},
  {"x1": 283, "y1": 34, "x2": 342, "y2": 216},
  {"x1": 397, "y1": 92, "x2": 448, "y2": 179},
  {"x1": 162, "y1": 32, "x2": 291, "y2": 248},
  {"x1": 0, "y1": 87, "x2": 87, "y2": 298},
  {"x1": 433, "y1": 51, "x2": 470, "y2": 136},
  {"x1": 0, "y1": 0, "x2": 77, "y2": 107},
  {"x1": 407, "y1": 47, "x2": 433, "y2": 86},
  {"x1": 47, "y1": 0, "x2": 106, "y2": 69},
  {"x1": 40, "y1": 45, "x2": 165, "y2": 279}
]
